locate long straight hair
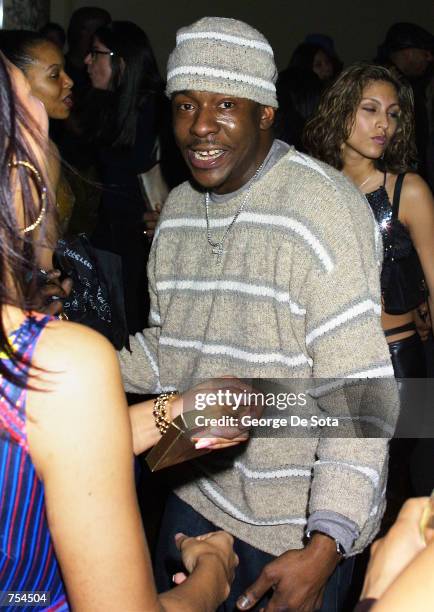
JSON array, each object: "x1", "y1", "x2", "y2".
[
  {"x1": 87, "y1": 21, "x2": 164, "y2": 148},
  {"x1": 0, "y1": 52, "x2": 54, "y2": 388}
]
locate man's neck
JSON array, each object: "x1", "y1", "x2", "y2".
[{"x1": 209, "y1": 139, "x2": 289, "y2": 202}]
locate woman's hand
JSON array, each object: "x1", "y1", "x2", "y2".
[
  {"x1": 181, "y1": 377, "x2": 260, "y2": 451},
  {"x1": 128, "y1": 377, "x2": 253, "y2": 456},
  {"x1": 413, "y1": 304, "x2": 431, "y2": 342},
  {"x1": 361, "y1": 497, "x2": 429, "y2": 600},
  {"x1": 173, "y1": 531, "x2": 238, "y2": 598}
]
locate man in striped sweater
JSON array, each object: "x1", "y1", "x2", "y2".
[{"x1": 119, "y1": 17, "x2": 397, "y2": 612}]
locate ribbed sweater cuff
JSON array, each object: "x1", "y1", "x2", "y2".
[{"x1": 307, "y1": 510, "x2": 359, "y2": 554}]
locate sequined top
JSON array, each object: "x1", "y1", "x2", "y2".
[{"x1": 365, "y1": 181, "x2": 415, "y2": 294}]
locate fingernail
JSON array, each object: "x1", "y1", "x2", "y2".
[
  {"x1": 195, "y1": 438, "x2": 213, "y2": 449},
  {"x1": 174, "y1": 532, "x2": 185, "y2": 540},
  {"x1": 172, "y1": 574, "x2": 176, "y2": 583},
  {"x1": 237, "y1": 595, "x2": 250, "y2": 609}
]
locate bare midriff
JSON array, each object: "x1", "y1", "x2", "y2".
[{"x1": 382, "y1": 309, "x2": 415, "y2": 343}]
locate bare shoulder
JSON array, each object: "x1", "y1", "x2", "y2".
[
  {"x1": 400, "y1": 173, "x2": 434, "y2": 225},
  {"x1": 32, "y1": 319, "x2": 117, "y2": 381},
  {"x1": 29, "y1": 320, "x2": 123, "y2": 421},
  {"x1": 27, "y1": 320, "x2": 130, "y2": 477},
  {"x1": 401, "y1": 172, "x2": 433, "y2": 201}
]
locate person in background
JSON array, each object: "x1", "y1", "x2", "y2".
[
  {"x1": 275, "y1": 66, "x2": 323, "y2": 150},
  {"x1": 304, "y1": 33, "x2": 343, "y2": 78},
  {"x1": 0, "y1": 30, "x2": 74, "y2": 248},
  {"x1": 84, "y1": 20, "x2": 168, "y2": 334},
  {"x1": 0, "y1": 51, "x2": 241, "y2": 611},
  {"x1": 275, "y1": 40, "x2": 341, "y2": 149},
  {"x1": 64, "y1": 5, "x2": 111, "y2": 91},
  {"x1": 39, "y1": 22, "x2": 66, "y2": 51},
  {"x1": 376, "y1": 22, "x2": 434, "y2": 181},
  {"x1": 289, "y1": 41, "x2": 342, "y2": 84}
]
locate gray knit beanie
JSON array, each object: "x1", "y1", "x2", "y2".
[{"x1": 166, "y1": 17, "x2": 278, "y2": 108}]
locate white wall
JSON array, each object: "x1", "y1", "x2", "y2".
[{"x1": 50, "y1": 0, "x2": 434, "y2": 73}]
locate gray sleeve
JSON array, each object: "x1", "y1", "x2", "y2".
[{"x1": 307, "y1": 510, "x2": 360, "y2": 554}]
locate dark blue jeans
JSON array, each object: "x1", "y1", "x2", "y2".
[{"x1": 155, "y1": 494, "x2": 355, "y2": 611}]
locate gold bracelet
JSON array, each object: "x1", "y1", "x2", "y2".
[{"x1": 153, "y1": 391, "x2": 179, "y2": 435}]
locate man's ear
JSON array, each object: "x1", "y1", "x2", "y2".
[{"x1": 259, "y1": 105, "x2": 276, "y2": 130}]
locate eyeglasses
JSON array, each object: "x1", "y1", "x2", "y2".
[{"x1": 89, "y1": 48, "x2": 115, "y2": 61}]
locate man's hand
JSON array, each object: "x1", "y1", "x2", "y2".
[
  {"x1": 236, "y1": 533, "x2": 340, "y2": 611},
  {"x1": 361, "y1": 497, "x2": 428, "y2": 601}
]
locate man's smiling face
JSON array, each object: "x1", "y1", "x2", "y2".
[{"x1": 172, "y1": 90, "x2": 275, "y2": 194}]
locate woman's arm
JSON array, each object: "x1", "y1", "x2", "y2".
[
  {"x1": 160, "y1": 532, "x2": 238, "y2": 612},
  {"x1": 26, "y1": 321, "x2": 234, "y2": 611},
  {"x1": 129, "y1": 396, "x2": 182, "y2": 454},
  {"x1": 360, "y1": 498, "x2": 428, "y2": 602},
  {"x1": 129, "y1": 377, "x2": 252, "y2": 455},
  {"x1": 371, "y1": 539, "x2": 434, "y2": 611},
  {"x1": 400, "y1": 173, "x2": 434, "y2": 319}
]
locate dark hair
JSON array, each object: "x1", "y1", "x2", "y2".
[
  {"x1": 377, "y1": 22, "x2": 434, "y2": 61},
  {"x1": 0, "y1": 30, "x2": 50, "y2": 74},
  {"x1": 39, "y1": 22, "x2": 66, "y2": 49},
  {"x1": 0, "y1": 51, "x2": 54, "y2": 387},
  {"x1": 303, "y1": 63, "x2": 417, "y2": 173},
  {"x1": 275, "y1": 67, "x2": 323, "y2": 149},
  {"x1": 67, "y1": 6, "x2": 111, "y2": 49},
  {"x1": 289, "y1": 42, "x2": 342, "y2": 80},
  {"x1": 89, "y1": 21, "x2": 164, "y2": 148}
]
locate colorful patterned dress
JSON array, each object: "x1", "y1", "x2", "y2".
[{"x1": 0, "y1": 314, "x2": 69, "y2": 611}]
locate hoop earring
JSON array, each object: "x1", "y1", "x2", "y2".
[{"x1": 9, "y1": 160, "x2": 47, "y2": 233}]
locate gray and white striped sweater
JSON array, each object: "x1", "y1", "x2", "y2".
[{"x1": 119, "y1": 146, "x2": 397, "y2": 556}]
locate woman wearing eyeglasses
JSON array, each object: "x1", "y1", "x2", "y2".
[{"x1": 83, "y1": 21, "x2": 177, "y2": 336}]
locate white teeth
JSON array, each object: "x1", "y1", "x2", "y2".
[{"x1": 193, "y1": 149, "x2": 224, "y2": 160}]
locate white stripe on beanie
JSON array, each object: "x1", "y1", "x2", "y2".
[
  {"x1": 167, "y1": 65, "x2": 276, "y2": 93},
  {"x1": 176, "y1": 31, "x2": 274, "y2": 55}
]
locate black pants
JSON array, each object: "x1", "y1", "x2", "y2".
[
  {"x1": 387, "y1": 333, "x2": 433, "y2": 498},
  {"x1": 155, "y1": 494, "x2": 354, "y2": 612},
  {"x1": 388, "y1": 332, "x2": 426, "y2": 378}
]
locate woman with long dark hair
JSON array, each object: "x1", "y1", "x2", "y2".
[
  {"x1": 304, "y1": 63, "x2": 434, "y2": 377},
  {"x1": 84, "y1": 21, "x2": 172, "y2": 334},
  {"x1": 289, "y1": 42, "x2": 342, "y2": 84},
  {"x1": 0, "y1": 30, "x2": 74, "y2": 243},
  {"x1": 0, "y1": 52, "x2": 241, "y2": 611}
]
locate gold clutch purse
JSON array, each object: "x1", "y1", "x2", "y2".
[{"x1": 146, "y1": 405, "x2": 245, "y2": 471}]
